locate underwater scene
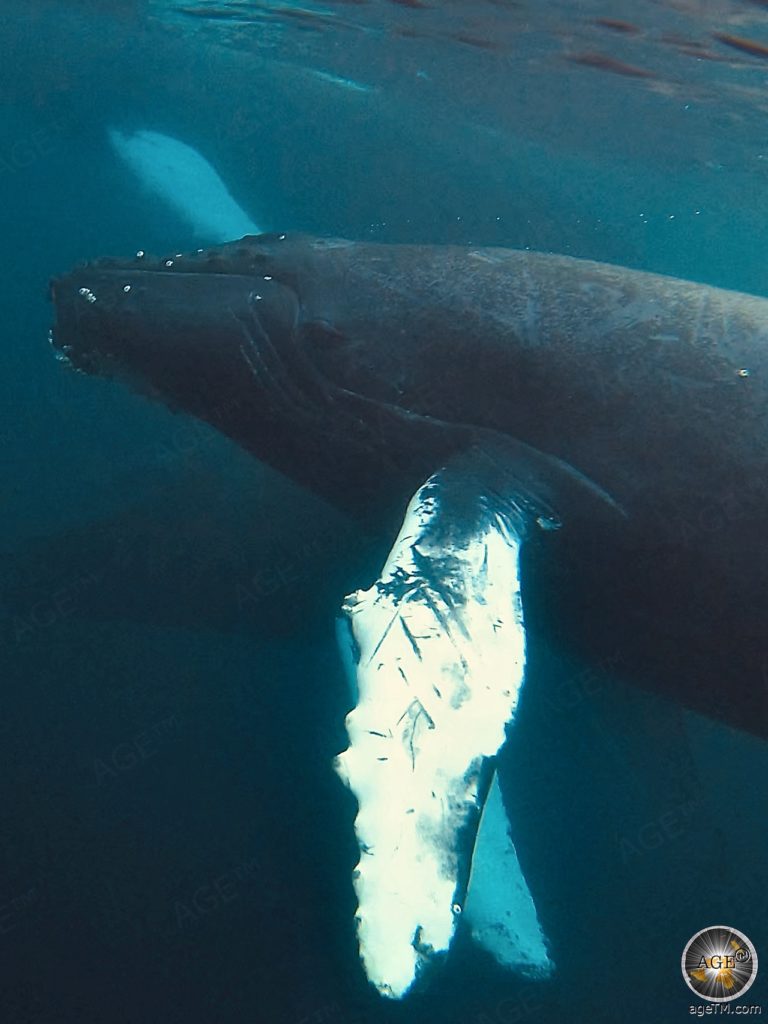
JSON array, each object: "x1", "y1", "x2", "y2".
[{"x1": 1, "y1": 1, "x2": 767, "y2": 1021}]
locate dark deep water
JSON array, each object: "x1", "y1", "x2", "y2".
[{"x1": 1, "y1": 1, "x2": 767, "y2": 1022}]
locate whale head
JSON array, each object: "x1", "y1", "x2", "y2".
[
  {"x1": 50, "y1": 238, "x2": 293, "y2": 386},
  {"x1": 50, "y1": 234, "x2": 469, "y2": 517}
]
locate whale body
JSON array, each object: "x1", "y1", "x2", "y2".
[{"x1": 50, "y1": 234, "x2": 768, "y2": 740}]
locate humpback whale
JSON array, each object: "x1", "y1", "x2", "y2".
[{"x1": 50, "y1": 233, "x2": 768, "y2": 996}]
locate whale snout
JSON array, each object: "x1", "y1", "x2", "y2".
[
  {"x1": 50, "y1": 265, "x2": 142, "y2": 373},
  {"x1": 48, "y1": 240, "x2": 310, "y2": 460},
  {"x1": 49, "y1": 240, "x2": 301, "y2": 374},
  {"x1": 49, "y1": 247, "x2": 266, "y2": 376}
]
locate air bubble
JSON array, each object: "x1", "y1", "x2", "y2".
[
  {"x1": 123, "y1": 285, "x2": 131, "y2": 293},
  {"x1": 737, "y1": 368, "x2": 751, "y2": 378},
  {"x1": 165, "y1": 260, "x2": 173, "y2": 267}
]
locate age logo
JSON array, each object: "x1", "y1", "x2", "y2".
[{"x1": 682, "y1": 925, "x2": 758, "y2": 1002}]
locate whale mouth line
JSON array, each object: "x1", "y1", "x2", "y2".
[{"x1": 50, "y1": 263, "x2": 267, "y2": 289}]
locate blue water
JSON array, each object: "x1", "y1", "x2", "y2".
[{"x1": 1, "y1": 2, "x2": 767, "y2": 1021}]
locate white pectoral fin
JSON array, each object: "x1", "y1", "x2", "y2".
[
  {"x1": 108, "y1": 128, "x2": 262, "y2": 243},
  {"x1": 334, "y1": 446, "x2": 549, "y2": 998}
]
